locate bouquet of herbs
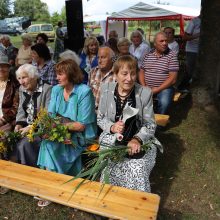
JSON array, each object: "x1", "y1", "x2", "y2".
[
  {"x1": 0, "y1": 130, "x2": 22, "y2": 154},
  {"x1": 27, "y1": 108, "x2": 73, "y2": 145},
  {"x1": 68, "y1": 137, "x2": 162, "y2": 194}
]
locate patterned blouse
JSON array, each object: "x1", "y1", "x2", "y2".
[{"x1": 33, "y1": 60, "x2": 57, "y2": 86}]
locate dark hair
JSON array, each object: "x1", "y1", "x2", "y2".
[
  {"x1": 31, "y1": 43, "x2": 51, "y2": 61},
  {"x1": 164, "y1": 27, "x2": 175, "y2": 35},
  {"x1": 113, "y1": 55, "x2": 138, "y2": 75},
  {"x1": 108, "y1": 38, "x2": 119, "y2": 54},
  {"x1": 137, "y1": 27, "x2": 144, "y2": 36},
  {"x1": 58, "y1": 21, "x2": 63, "y2": 27},
  {"x1": 36, "y1": 33, "x2": 48, "y2": 43},
  {"x1": 97, "y1": 35, "x2": 105, "y2": 46},
  {"x1": 55, "y1": 59, "x2": 83, "y2": 84}
]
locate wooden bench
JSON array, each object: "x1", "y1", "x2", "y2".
[
  {"x1": 153, "y1": 92, "x2": 180, "y2": 127},
  {"x1": 0, "y1": 160, "x2": 160, "y2": 220},
  {"x1": 173, "y1": 92, "x2": 181, "y2": 102},
  {"x1": 155, "y1": 114, "x2": 170, "y2": 127}
]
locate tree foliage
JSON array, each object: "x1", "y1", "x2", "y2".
[
  {"x1": 13, "y1": 0, "x2": 50, "y2": 22},
  {"x1": 50, "y1": 6, "x2": 66, "y2": 26},
  {"x1": 50, "y1": 12, "x2": 60, "y2": 27},
  {"x1": 0, "y1": 0, "x2": 12, "y2": 19}
]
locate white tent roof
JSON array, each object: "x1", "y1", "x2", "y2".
[{"x1": 108, "y1": 2, "x2": 199, "y2": 20}]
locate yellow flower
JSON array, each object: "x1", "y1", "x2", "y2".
[{"x1": 0, "y1": 142, "x2": 7, "y2": 154}]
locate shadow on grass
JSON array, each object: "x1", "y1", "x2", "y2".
[
  {"x1": 207, "y1": 106, "x2": 220, "y2": 150},
  {"x1": 168, "y1": 93, "x2": 193, "y2": 129},
  {"x1": 151, "y1": 131, "x2": 185, "y2": 219}
]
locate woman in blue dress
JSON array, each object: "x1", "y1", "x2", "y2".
[
  {"x1": 79, "y1": 36, "x2": 99, "y2": 84},
  {"x1": 37, "y1": 59, "x2": 97, "y2": 206}
]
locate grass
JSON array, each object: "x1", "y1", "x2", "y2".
[
  {"x1": 5, "y1": 32, "x2": 220, "y2": 220},
  {"x1": 10, "y1": 36, "x2": 55, "y2": 49},
  {"x1": 151, "y1": 95, "x2": 220, "y2": 220},
  {"x1": 0, "y1": 94, "x2": 219, "y2": 220}
]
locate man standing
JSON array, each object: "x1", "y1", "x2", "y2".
[
  {"x1": 164, "y1": 27, "x2": 179, "y2": 54},
  {"x1": 178, "y1": 16, "x2": 201, "y2": 91},
  {"x1": 139, "y1": 32, "x2": 179, "y2": 114},
  {"x1": 89, "y1": 47, "x2": 116, "y2": 109}
]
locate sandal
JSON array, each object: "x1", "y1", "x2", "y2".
[
  {"x1": 33, "y1": 196, "x2": 42, "y2": 200},
  {"x1": 0, "y1": 187, "x2": 10, "y2": 195},
  {"x1": 37, "y1": 199, "x2": 51, "y2": 207}
]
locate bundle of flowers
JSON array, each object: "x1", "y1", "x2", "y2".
[
  {"x1": 27, "y1": 108, "x2": 73, "y2": 145},
  {"x1": 0, "y1": 130, "x2": 22, "y2": 154},
  {"x1": 67, "y1": 137, "x2": 162, "y2": 194}
]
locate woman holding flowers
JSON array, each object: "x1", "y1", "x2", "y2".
[
  {"x1": 97, "y1": 55, "x2": 159, "y2": 192},
  {"x1": 14, "y1": 64, "x2": 52, "y2": 167},
  {"x1": 37, "y1": 59, "x2": 97, "y2": 176}
]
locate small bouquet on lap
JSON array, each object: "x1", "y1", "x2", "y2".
[
  {"x1": 0, "y1": 130, "x2": 22, "y2": 156},
  {"x1": 27, "y1": 108, "x2": 73, "y2": 146}
]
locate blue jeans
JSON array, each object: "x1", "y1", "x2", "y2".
[{"x1": 155, "y1": 87, "x2": 174, "y2": 114}]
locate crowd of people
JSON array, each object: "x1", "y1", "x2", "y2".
[{"x1": 0, "y1": 17, "x2": 200, "y2": 207}]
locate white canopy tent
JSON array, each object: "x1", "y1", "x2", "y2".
[{"x1": 106, "y1": 2, "x2": 200, "y2": 38}]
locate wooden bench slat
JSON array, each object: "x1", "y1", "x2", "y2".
[
  {"x1": 155, "y1": 114, "x2": 170, "y2": 127},
  {"x1": 173, "y1": 92, "x2": 181, "y2": 102},
  {"x1": 0, "y1": 160, "x2": 160, "y2": 220}
]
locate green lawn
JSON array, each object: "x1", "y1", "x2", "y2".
[{"x1": 10, "y1": 35, "x2": 55, "y2": 50}]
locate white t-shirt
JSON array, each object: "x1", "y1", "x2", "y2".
[
  {"x1": 185, "y1": 17, "x2": 201, "y2": 53},
  {"x1": 168, "y1": 41, "x2": 179, "y2": 54},
  {"x1": 129, "y1": 41, "x2": 150, "y2": 68}
]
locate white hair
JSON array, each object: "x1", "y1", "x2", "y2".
[
  {"x1": 16, "y1": 64, "x2": 39, "y2": 79},
  {"x1": 59, "y1": 50, "x2": 81, "y2": 65},
  {"x1": 130, "y1": 30, "x2": 143, "y2": 42},
  {"x1": 99, "y1": 46, "x2": 115, "y2": 59},
  {"x1": 2, "y1": 35, "x2": 11, "y2": 42}
]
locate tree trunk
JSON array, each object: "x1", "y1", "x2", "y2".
[{"x1": 194, "y1": 0, "x2": 220, "y2": 106}]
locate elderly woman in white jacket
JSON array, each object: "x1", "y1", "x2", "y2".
[{"x1": 97, "y1": 55, "x2": 161, "y2": 192}]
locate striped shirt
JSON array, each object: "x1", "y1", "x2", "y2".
[{"x1": 141, "y1": 48, "x2": 179, "y2": 88}]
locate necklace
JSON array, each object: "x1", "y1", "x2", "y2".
[
  {"x1": 117, "y1": 87, "x2": 134, "y2": 99},
  {"x1": 0, "y1": 80, "x2": 7, "y2": 89}
]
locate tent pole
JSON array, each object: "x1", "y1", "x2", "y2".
[
  {"x1": 106, "y1": 17, "x2": 109, "y2": 41},
  {"x1": 123, "y1": 20, "x2": 126, "y2": 37},
  {"x1": 179, "y1": 15, "x2": 184, "y2": 36}
]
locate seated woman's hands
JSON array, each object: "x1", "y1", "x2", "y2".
[
  {"x1": 110, "y1": 120, "x2": 125, "y2": 134},
  {"x1": 15, "y1": 125, "x2": 31, "y2": 135},
  {"x1": 14, "y1": 125, "x2": 23, "y2": 132},
  {"x1": 65, "y1": 122, "x2": 85, "y2": 132},
  {"x1": 127, "y1": 138, "x2": 141, "y2": 155}
]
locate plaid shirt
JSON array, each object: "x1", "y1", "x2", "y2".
[
  {"x1": 89, "y1": 67, "x2": 116, "y2": 109},
  {"x1": 33, "y1": 60, "x2": 58, "y2": 86}
]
